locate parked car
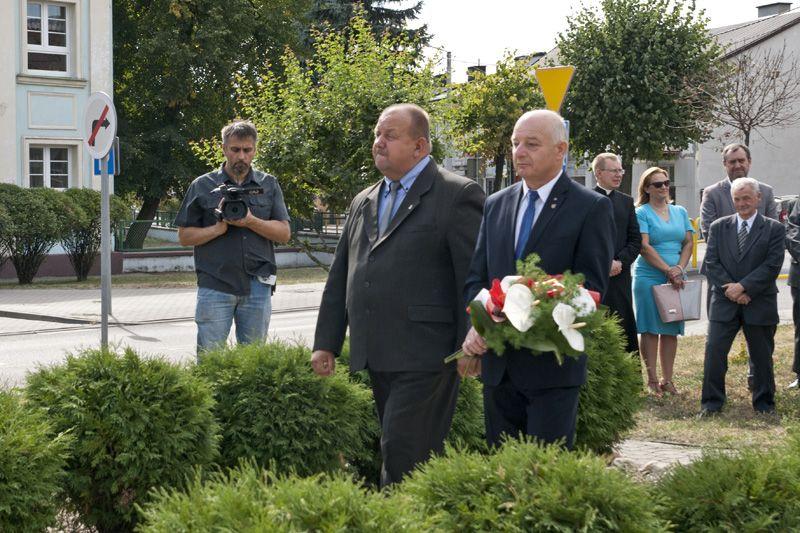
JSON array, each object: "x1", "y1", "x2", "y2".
[{"x1": 775, "y1": 194, "x2": 799, "y2": 224}]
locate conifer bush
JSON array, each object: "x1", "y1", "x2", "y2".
[
  {"x1": 0, "y1": 390, "x2": 71, "y2": 532},
  {"x1": 577, "y1": 316, "x2": 642, "y2": 452},
  {"x1": 195, "y1": 341, "x2": 379, "y2": 478},
  {"x1": 25, "y1": 349, "x2": 218, "y2": 533},
  {"x1": 403, "y1": 438, "x2": 666, "y2": 532},
  {"x1": 657, "y1": 445, "x2": 800, "y2": 531},
  {"x1": 138, "y1": 463, "x2": 420, "y2": 532}
]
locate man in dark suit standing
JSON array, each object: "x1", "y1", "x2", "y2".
[
  {"x1": 311, "y1": 103, "x2": 485, "y2": 487},
  {"x1": 786, "y1": 197, "x2": 800, "y2": 389},
  {"x1": 700, "y1": 178, "x2": 784, "y2": 415},
  {"x1": 461, "y1": 110, "x2": 615, "y2": 449},
  {"x1": 591, "y1": 152, "x2": 641, "y2": 357}
]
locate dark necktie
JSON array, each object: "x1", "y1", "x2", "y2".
[
  {"x1": 378, "y1": 181, "x2": 401, "y2": 237},
  {"x1": 515, "y1": 190, "x2": 540, "y2": 260},
  {"x1": 738, "y1": 221, "x2": 748, "y2": 254}
]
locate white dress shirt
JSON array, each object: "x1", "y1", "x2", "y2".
[{"x1": 514, "y1": 173, "x2": 562, "y2": 248}]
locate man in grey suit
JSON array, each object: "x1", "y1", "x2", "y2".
[
  {"x1": 700, "y1": 178, "x2": 784, "y2": 415},
  {"x1": 786, "y1": 197, "x2": 800, "y2": 389},
  {"x1": 311, "y1": 103, "x2": 485, "y2": 487},
  {"x1": 699, "y1": 143, "x2": 778, "y2": 390},
  {"x1": 700, "y1": 143, "x2": 778, "y2": 239}
]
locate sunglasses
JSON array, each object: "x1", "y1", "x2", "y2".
[{"x1": 650, "y1": 180, "x2": 670, "y2": 189}]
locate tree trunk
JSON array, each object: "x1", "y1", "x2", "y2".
[
  {"x1": 492, "y1": 153, "x2": 505, "y2": 194},
  {"x1": 744, "y1": 128, "x2": 751, "y2": 146},
  {"x1": 123, "y1": 196, "x2": 161, "y2": 250},
  {"x1": 621, "y1": 157, "x2": 634, "y2": 197}
]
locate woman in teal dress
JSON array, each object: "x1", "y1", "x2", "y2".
[{"x1": 632, "y1": 167, "x2": 694, "y2": 396}]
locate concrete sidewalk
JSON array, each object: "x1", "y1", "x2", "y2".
[{"x1": 0, "y1": 282, "x2": 325, "y2": 335}]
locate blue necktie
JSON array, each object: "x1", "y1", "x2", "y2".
[{"x1": 515, "y1": 190, "x2": 539, "y2": 260}]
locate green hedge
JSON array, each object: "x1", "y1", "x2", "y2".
[
  {"x1": 138, "y1": 463, "x2": 420, "y2": 532},
  {"x1": 658, "y1": 439, "x2": 800, "y2": 530},
  {"x1": 0, "y1": 390, "x2": 71, "y2": 532},
  {"x1": 25, "y1": 349, "x2": 218, "y2": 533},
  {"x1": 196, "y1": 342, "x2": 379, "y2": 479},
  {"x1": 402, "y1": 438, "x2": 667, "y2": 532},
  {"x1": 577, "y1": 315, "x2": 642, "y2": 452}
]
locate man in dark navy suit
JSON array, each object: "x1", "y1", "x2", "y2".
[
  {"x1": 462, "y1": 110, "x2": 615, "y2": 448},
  {"x1": 700, "y1": 178, "x2": 784, "y2": 415},
  {"x1": 591, "y1": 152, "x2": 641, "y2": 358}
]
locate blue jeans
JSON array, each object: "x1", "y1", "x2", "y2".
[{"x1": 195, "y1": 277, "x2": 272, "y2": 356}]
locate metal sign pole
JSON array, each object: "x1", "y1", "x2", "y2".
[{"x1": 100, "y1": 153, "x2": 111, "y2": 349}]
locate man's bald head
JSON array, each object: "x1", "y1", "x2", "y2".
[
  {"x1": 511, "y1": 109, "x2": 568, "y2": 187},
  {"x1": 514, "y1": 110, "x2": 568, "y2": 145}
]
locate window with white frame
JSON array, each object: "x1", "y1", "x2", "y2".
[
  {"x1": 29, "y1": 146, "x2": 71, "y2": 189},
  {"x1": 26, "y1": 2, "x2": 69, "y2": 73}
]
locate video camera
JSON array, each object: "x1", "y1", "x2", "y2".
[{"x1": 211, "y1": 183, "x2": 264, "y2": 221}]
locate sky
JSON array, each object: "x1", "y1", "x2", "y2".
[{"x1": 411, "y1": 0, "x2": 786, "y2": 81}]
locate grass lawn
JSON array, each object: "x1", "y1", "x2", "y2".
[
  {"x1": 629, "y1": 324, "x2": 800, "y2": 450},
  {"x1": 0, "y1": 266, "x2": 330, "y2": 289}
]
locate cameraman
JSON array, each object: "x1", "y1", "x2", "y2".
[{"x1": 176, "y1": 120, "x2": 291, "y2": 354}]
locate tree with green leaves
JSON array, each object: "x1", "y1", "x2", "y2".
[
  {"x1": 444, "y1": 53, "x2": 544, "y2": 194},
  {"x1": 305, "y1": 0, "x2": 429, "y2": 51},
  {"x1": 113, "y1": 0, "x2": 311, "y2": 246},
  {"x1": 557, "y1": 0, "x2": 722, "y2": 192},
  {"x1": 195, "y1": 11, "x2": 438, "y2": 264},
  {"x1": 60, "y1": 189, "x2": 128, "y2": 281}
]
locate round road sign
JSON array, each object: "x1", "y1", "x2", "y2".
[{"x1": 83, "y1": 92, "x2": 117, "y2": 159}]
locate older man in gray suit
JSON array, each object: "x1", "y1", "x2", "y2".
[
  {"x1": 700, "y1": 143, "x2": 779, "y2": 390},
  {"x1": 311, "y1": 103, "x2": 485, "y2": 487},
  {"x1": 786, "y1": 197, "x2": 800, "y2": 389},
  {"x1": 700, "y1": 178, "x2": 784, "y2": 415}
]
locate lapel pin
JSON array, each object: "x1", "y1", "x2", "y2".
[
  {"x1": 550, "y1": 204, "x2": 556, "y2": 209},
  {"x1": 408, "y1": 205, "x2": 413, "y2": 210}
]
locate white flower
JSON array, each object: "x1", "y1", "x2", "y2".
[
  {"x1": 552, "y1": 302, "x2": 587, "y2": 352},
  {"x1": 503, "y1": 284, "x2": 537, "y2": 332},
  {"x1": 500, "y1": 275, "x2": 523, "y2": 292},
  {"x1": 570, "y1": 286, "x2": 597, "y2": 317},
  {"x1": 472, "y1": 288, "x2": 491, "y2": 307}
]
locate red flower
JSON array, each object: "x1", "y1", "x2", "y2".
[
  {"x1": 489, "y1": 279, "x2": 506, "y2": 308},
  {"x1": 588, "y1": 289, "x2": 602, "y2": 307}
]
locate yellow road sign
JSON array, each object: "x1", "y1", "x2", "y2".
[{"x1": 534, "y1": 66, "x2": 575, "y2": 112}]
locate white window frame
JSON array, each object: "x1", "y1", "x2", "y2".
[
  {"x1": 22, "y1": 137, "x2": 83, "y2": 189},
  {"x1": 21, "y1": 0, "x2": 81, "y2": 78}
]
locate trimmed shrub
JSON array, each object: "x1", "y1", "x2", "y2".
[
  {"x1": 25, "y1": 348, "x2": 218, "y2": 533},
  {"x1": 657, "y1": 445, "x2": 800, "y2": 531},
  {"x1": 0, "y1": 184, "x2": 64, "y2": 283},
  {"x1": 61, "y1": 188, "x2": 128, "y2": 281},
  {"x1": 0, "y1": 202, "x2": 10, "y2": 270},
  {"x1": 403, "y1": 438, "x2": 667, "y2": 532},
  {"x1": 196, "y1": 341, "x2": 379, "y2": 478},
  {"x1": 577, "y1": 316, "x2": 642, "y2": 453},
  {"x1": 0, "y1": 390, "x2": 71, "y2": 532},
  {"x1": 138, "y1": 463, "x2": 421, "y2": 532}
]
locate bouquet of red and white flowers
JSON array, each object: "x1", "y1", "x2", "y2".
[{"x1": 446, "y1": 254, "x2": 604, "y2": 364}]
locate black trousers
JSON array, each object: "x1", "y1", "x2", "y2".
[
  {"x1": 483, "y1": 371, "x2": 580, "y2": 449},
  {"x1": 701, "y1": 313, "x2": 776, "y2": 412},
  {"x1": 792, "y1": 286, "x2": 800, "y2": 376},
  {"x1": 368, "y1": 368, "x2": 459, "y2": 488}
]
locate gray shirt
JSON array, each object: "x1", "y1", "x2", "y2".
[{"x1": 175, "y1": 165, "x2": 290, "y2": 296}]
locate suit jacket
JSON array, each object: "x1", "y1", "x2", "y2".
[
  {"x1": 313, "y1": 158, "x2": 485, "y2": 372},
  {"x1": 700, "y1": 213, "x2": 784, "y2": 325},
  {"x1": 700, "y1": 178, "x2": 777, "y2": 238},
  {"x1": 465, "y1": 173, "x2": 615, "y2": 388},
  {"x1": 787, "y1": 197, "x2": 800, "y2": 288},
  {"x1": 593, "y1": 187, "x2": 641, "y2": 294}
]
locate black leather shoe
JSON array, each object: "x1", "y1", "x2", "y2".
[
  {"x1": 697, "y1": 408, "x2": 721, "y2": 419},
  {"x1": 787, "y1": 378, "x2": 799, "y2": 390}
]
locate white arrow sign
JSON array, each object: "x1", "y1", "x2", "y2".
[{"x1": 83, "y1": 92, "x2": 117, "y2": 159}]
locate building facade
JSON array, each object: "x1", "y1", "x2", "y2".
[{"x1": 0, "y1": 0, "x2": 113, "y2": 192}]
